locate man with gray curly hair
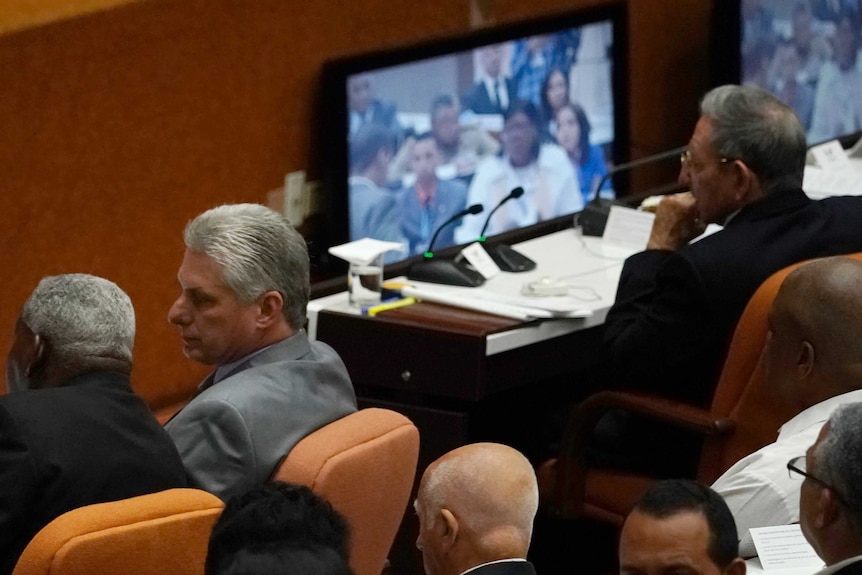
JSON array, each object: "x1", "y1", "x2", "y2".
[
  {"x1": 414, "y1": 443, "x2": 539, "y2": 575},
  {"x1": 165, "y1": 203, "x2": 356, "y2": 502},
  {"x1": 796, "y1": 402, "x2": 862, "y2": 575},
  {"x1": 1, "y1": 273, "x2": 187, "y2": 575}
]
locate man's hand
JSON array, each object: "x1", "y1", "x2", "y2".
[{"x1": 646, "y1": 192, "x2": 706, "y2": 251}]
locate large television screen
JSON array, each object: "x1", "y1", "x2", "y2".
[
  {"x1": 713, "y1": 0, "x2": 862, "y2": 146},
  {"x1": 318, "y1": 3, "x2": 628, "y2": 268}
]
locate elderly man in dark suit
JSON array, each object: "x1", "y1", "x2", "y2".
[{"x1": 0, "y1": 273, "x2": 187, "y2": 575}]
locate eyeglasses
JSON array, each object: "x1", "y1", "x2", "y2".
[
  {"x1": 679, "y1": 149, "x2": 733, "y2": 169},
  {"x1": 787, "y1": 455, "x2": 847, "y2": 504}
]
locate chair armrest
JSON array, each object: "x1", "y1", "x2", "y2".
[{"x1": 551, "y1": 390, "x2": 735, "y2": 517}]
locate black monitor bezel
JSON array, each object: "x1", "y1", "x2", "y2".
[{"x1": 314, "y1": 2, "x2": 629, "y2": 276}]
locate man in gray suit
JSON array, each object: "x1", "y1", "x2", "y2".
[{"x1": 165, "y1": 203, "x2": 357, "y2": 502}]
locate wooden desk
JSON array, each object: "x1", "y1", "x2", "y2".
[{"x1": 309, "y1": 231, "x2": 636, "y2": 575}]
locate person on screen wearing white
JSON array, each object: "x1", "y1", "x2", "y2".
[
  {"x1": 796, "y1": 402, "x2": 862, "y2": 575},
  {"x1": 455, "y1": 99, "x2": 581, "y2": 244},
  {"x1": 711, "y1": 256, "x2": 862, "y2": 541},
  {"x1": 554, "y1": 101, "x2": 609, "y2": 205},
  {"x1": 808, "y1": 11, "x2": 862, "y2": 144}
]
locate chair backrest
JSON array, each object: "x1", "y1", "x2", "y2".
[
  {"x1": 699, "y1": 251, "x2": 862, "y2": 482},
  {"x1": 12, "y1": 488, "x2": 224, "y2": 575},
  {"x1": 272, "y1": 407, "x2": 420, "y2": 575}
]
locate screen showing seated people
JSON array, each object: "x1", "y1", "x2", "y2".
[
  {"x1": 342, "y1": 14, "x2": 622, "y2": 261},
  {"x1": 740, "y1": 0, "x2": 862, "y2": 145}
]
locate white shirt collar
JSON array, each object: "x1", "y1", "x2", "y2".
[
  {"x1": 779, "y1": 389, "x2": 862, "y2": 439},
  {"x1": 459, "y1": 558, "x2": 526, "y2": 575}
]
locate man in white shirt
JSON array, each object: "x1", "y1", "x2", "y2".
[
  {"x1": 712, "y1": 256, "x2": 862, "y2": 541},
  {"x1": 413, "y1": 443, "x2": 538, "y2": 575},
  {"x1": 797, "y1": 402, "x2": 862, "y2": 575}
]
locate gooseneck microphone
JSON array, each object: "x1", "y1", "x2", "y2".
[
  {"x1": 479, "y1": 186, "x2": 524, "y2": 240},
  {"x1": 407, "y1": 203, "x2": 486, "y2": 287},
  {"x1": 477, "y1": 187, "x2": 536, "y2": 273},
  {"x1": 425, "y1": 203, "x2": 484, "y2": 257}
]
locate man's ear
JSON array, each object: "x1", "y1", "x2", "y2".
[
  {"x1": 730, "y1": 160, "x2": 758, "y2": 200},
  {"x1": 724, "y1": 557, "x2": 746, "y2": 575},
  {"x1": 25, "y1": 333, "x2": 49, "y2": 385},
  {"x1": 256, "y1": 291, "x2": 285, "y2": 327},
  {"x1": 816, "y1": 487, "x2": 841, "y2": 529},
  {"x1": 438, "y1": 508, "x2": 459, "y2": 551},
  {"x1": 797, "y1": 341, "x2": 815, "y2": 380}
]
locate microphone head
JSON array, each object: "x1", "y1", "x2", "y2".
[
  {"x1": 510, "y1": 186, "x2": 525, "y2": 199},
  {"x1": 467, "y1": 203, "x2": 484, "y2": 215}
]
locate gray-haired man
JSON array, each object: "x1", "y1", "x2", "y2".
[
  {"x1": 1, "y1": 273, "x2": 187, "y2": 575},
  {"x1": 165, "y1": 203, "x2": 356, "y2": 502}
]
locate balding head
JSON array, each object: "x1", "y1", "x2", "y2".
[
  {"x1": 764, "y1": 256, "x2": 862, "y2": 408},
  {"x1": 414, "y1": 443, "x2": 538, "y2": 575}
]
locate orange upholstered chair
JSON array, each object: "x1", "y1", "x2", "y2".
[
  {"x1": 272, "y1": 407, "x2": 420, "y2": 575},
  {"x1": 12, "y1": 488, "x2": 224, "y2": 575},
  {"x1": 539, "y1": 252, "x2": 862, "y2": 526}
]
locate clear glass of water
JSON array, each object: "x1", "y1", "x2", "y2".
[{"x1": 348, "y1": 253, "x2": 383, "y2": 307}]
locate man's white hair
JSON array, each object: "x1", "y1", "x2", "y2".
[{"x1": 21, "y1": 273, "x2": 135, "y2": 370}]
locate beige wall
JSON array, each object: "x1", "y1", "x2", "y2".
[{"x1": 0, "y1": 0, "x2": 714, "y2": 407}]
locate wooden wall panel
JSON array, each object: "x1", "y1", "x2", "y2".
[{"x1": 0, "y1": 0, "x2": 715, "y2": 407}]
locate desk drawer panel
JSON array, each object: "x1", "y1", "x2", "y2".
[{"x1": 317, "y1": 311, "x2": 488, "y2": 401}]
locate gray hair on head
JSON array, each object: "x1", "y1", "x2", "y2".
[
  {"x1": 813, "y1": 402, "x2": 862, "y2": 533},
  {"x1": 700, "y1": 84, "x2": 807, "y2": 195},
  {"x1": 184, "y1": 203, "x2": 309, "y2": 328},
  {"x1": 21, "y1": 273, "x2": 135, "y2": 370}
]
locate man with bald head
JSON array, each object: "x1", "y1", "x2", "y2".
[
  {"x1": 414, "y1": 442, "x2": 539, "y2": 575},
  {"x1": 712, "y1": 256, "x2": 862, "y2": 540}
]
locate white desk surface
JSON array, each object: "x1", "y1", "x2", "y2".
[{"x1": 308, "y1": 228, "x2": 639, "y2": 356}]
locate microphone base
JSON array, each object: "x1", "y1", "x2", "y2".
[
  {"x1": 487, "y1": 243, "x2": 536, "y2": 273},
  {"x1": 407, "y1": 258, "x2": 485, "y2": 287}
]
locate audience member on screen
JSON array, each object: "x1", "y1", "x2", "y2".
[
  {"x1": 455, "y1": 99, "x2": 581, "y2": 243},
  {"x1": 601, "y1": 84, "x2": 862, "y2": 413},
  {"x1": 205, "y1": 481, "x2": 351, "y2": 575},
  {"x1": 787, "y1": 1, "x2": 830, "y2": 89},
  {"x1": 414, "y1": 442, "x2": 539, "y2": 575},
  {"x1": 389, "y1": 95, "x2": 499, "y2": 186},
  {"x1": 398, "y1": 132, "x2": 468, "y2": 256},
  {"x1": 0, "y1": 274, "x2": 187, "y2": 575},
  {"x1": 511, "y1": 34, "x2": 576, "y2": 108},
  {"x1": 712, "y1": 256, "x2": 862, "y2": 542},
  {"x1": 808, "y1": 10, "x2": 862, "y2": 144},
  {"x1": 554, "y1": 101, "x2": 609, "y2": 204},
  {"x1": 768, "y1": 41, "x2": 815, "y2": 130},
  {"x1": 796, "y1": 401, "x2": 862, "y2": 575},
  {"x1": 347, "y1": 72, "x2": 403, "y2": 144},
  {"x1": 619, "y1": 480, "x2": 745, "y2": 575},
  {"x1": 461, "y1": 44, "x2": 516, "y2": 116},
  {"x1": 349, "y1": 123, "x2": 406, "y2": 244},
  {"x1": 540, "y1": 67, "x2": 571, "y2": 139},
  {"x1": 164, "y1": 204, "x2": 356, "y2": 502}
]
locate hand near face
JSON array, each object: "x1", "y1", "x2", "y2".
[{"x1": 646, "y1": 192, "x2": 707, "y2": 251}]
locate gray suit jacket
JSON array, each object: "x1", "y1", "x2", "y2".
[{"x1": 165, "y1": 330, "x2": 357, "y2": 502}]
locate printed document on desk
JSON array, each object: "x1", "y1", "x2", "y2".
[{"x1": 401, "y1": 228, "x2": 639, "y2": 320}]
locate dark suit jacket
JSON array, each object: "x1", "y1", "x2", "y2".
[
  {"x1": 833, "y1": 558, "x2": 862, "y2": 575},
  {"x1": 602, "y1": 189, "x2": 862, "y2": 407},
  {"x1": 0, "y1": 371, "x2": 187, "y2": 575},
  {"x1": 461, "y1": 78, "x2": 516, "y2": 116},
  {"x1": 465, "y1": 560, "x2": 537, "y2": 575}
]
